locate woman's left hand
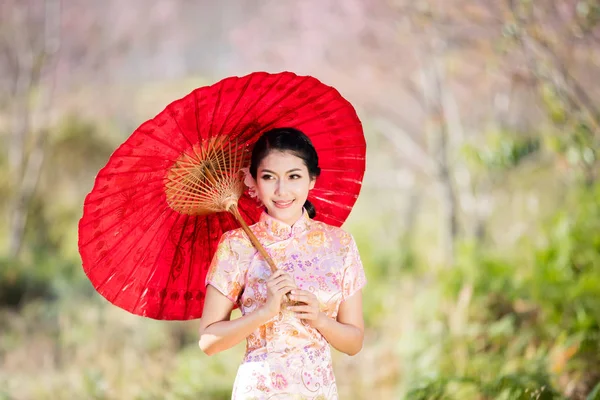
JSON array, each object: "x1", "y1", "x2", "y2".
[{"x1": 288, "y1": 289, "x2": 326, "y2": 329}]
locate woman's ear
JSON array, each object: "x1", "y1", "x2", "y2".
[{"x1": 309, "y1": 178, "x2": 316, "y2": 190}]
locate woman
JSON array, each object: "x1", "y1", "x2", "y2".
[{"x1": 198, "y1": 127, "x2": 366, "y2": 399}]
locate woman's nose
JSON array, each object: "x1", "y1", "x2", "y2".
[{"x1": 274, "y1": 180, "x2": 287, "y2": 195}]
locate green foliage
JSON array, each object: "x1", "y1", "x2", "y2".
[
  {"x1": 540, "y1": 84, "x2": 568, "y2": 125},
  {"x1": 165, "y1": 345, "x2": 240, "y2": 400},
  {"x1": 406, "y1": 371, "x2": 562, "y2": 400},
  {"x1": 538, "y1": 82, "x2": 599, "y2": 185},
  {"x1": 417, "y1": 183, "x2": 600, "y2": 397},
  {"x1": 543, "y1": 122, "x2": 598, "y2": 170},
  {"x1": 530, "y1": 186, "x2": 600, "y2": 335},
  {"x1": 2, "y1": 96, "x2": 599, "y2": 399},
  {"x1": 588, "y1": 381, "x2": 600, "y2": 400},
  {"x1": 0, "y1": 256, "x2": 56, "y2": 307},
  {"x1": 0, "y1": 114, "x2": 118, "y2": 307},
  {"x1": 48, "y1": 113, "x2": 116, "y2": 175},
  {"x1": 576, "y1": 1, "x2": 600, "y2": 32},
  {"x1": 461, "y1": 130, "x2": 541, "y2": 173}
]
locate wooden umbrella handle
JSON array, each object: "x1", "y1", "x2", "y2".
[
  {"x1": 227, "y1": 204, "x2": 278, "y2": 273},
  {"x1": 227, "y1": 204, "x2": 294, "y2": 304}
]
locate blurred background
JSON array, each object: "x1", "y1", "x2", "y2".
[{"x1": 1, "y1": 0, "x2": 600, "y2": 399}]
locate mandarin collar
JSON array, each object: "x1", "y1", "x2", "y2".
[{"x1": 259, "y1": 209, "x2": 312, "y2": 239}]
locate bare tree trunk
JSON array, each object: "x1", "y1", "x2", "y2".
[
  {"x1": 420, "y1": 50, "x2": 458, "y2": 266},
  {"x1": 7, "y1": 0, "x2": 61, "y2": 258},
  {"x1": 399, "y1": 180, "x2": 422, "y2": 265},
  {"x1": 374, "y1": 119, "x2": 428, "y2": 266},
  {"x1": 505, "y1": 0, "x2": 600, "y2": 186}
]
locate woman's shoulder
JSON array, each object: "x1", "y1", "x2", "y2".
[
  {"x1": 309, "y1": 219, "x2": 355, "y2": 242},
  {"x1": 219, "y1": 227, "x2": 254, "y2": 248}
]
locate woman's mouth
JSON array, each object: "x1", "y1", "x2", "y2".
[{"x1": 273, "y1": 200, "x2": 294, "y2": 209}]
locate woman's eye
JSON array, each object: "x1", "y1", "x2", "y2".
[
  {"x1": 289, "y1": 174, "x2": 301, "y2": 179},
  {"x1": 261, "y1": 175, "x2": 274, "y2": 180}
]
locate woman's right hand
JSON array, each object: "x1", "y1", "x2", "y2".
[{"x1": 259, "y1": 270, "x2": 296, "y2": 320}]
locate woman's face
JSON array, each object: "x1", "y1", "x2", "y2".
[{"x1": 256, "y1": 150, "x2": 316, "y2": 226}]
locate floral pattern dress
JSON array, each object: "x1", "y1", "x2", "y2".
[{"x1": 206, "y1": 210, "x2": 367, "y2": 400}]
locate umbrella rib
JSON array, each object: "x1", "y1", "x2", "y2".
[
  {"x1": 215, "y1": 75, "x2": 253, "y2": 139},
  {"x1": 130, "y1": 127, "x2": 186, "y2": 156},
  {"x1": 189, "y1": 140, "x2": 206, "y2": 169},
  {"x1": 193, "y1": 89, "x2": 202, "y2": 143},
  {"x1": 236, "y1": 74, "x2": 318, "y2": 144},
  {"x1": 167, "y1": 104, "x2": 196, "y2": 151},
  {"x1": 283, "y1": 96, "x2": 349, "y2": 128},
  {"x1": 128, "y1": 210, "x2": 184, "y2": 314},
  {"x1": 231, "y1": 139, "x2": 243, "y2": 177},
  {"x1": 232, "y1": 139, "x2": 240, "y2": 171},
  {"x1": 302, "y1": 122, "x2": 363, "y2": 138},
  {"x1": 218, "y1": 137, "x2": 232, "y2": 183},
  {"x1": 216, "y1": 138, "x2": 226, "y2": 176},
  {"x1": 235, "y1": 140, "x2": 245, "y2": 173},
  {"x1": 226, "y1": 73, "x2": 287, "y2": 142},
  {"x1": 207, "y1": 86, "x2": 221, "y2": 140},
  {"x1": 311, "y1": 195, "x2": 354, "y2": 209},
  {"x1": 98, "y1": 169, "x2": 166, "y2": 178},
  {"x1": 167, "y1": 163, "x2": 215, "y2": 195},
  {"x1": 165, "y1": 188, "x2": 215, "y2": 207},
  {"x1": 166, "y1": 173, "x2": 210, "y2": 197},
  {"x1": 173, "y1": 158, "x2": 201, "y2": 168},
  {"x1": 168, "y1": 199, "x2": 216, "y2": 208},
  {"x1": 111, "y1": 153, "x2": 176, "y2": 162},
  {"x1": 170, "y1": 175, "x2": 212, "y2": 199},
  {"x1": 318, "y1": 167, "x2": 365, "y2": 173},
  {"x1": 164, "y1": 188, "x2": 210, "y2": 204},
  {"x1": 97, "y1": 204, "x2": 175, "y2": 299},
  {"x1": 156, "y1": 213, "x2": 191, "y2": 318},
  {"x1": 311, "y1": 189, "x2": 359, "y2": 198},
  {"x1": 81, "y1": 189, "x2": 166, "y2": 235},
  {"x1": 84, "y1": 177, "x2": 165, "y2": 211},
  {"x1": 168, "y1": 165, "x2": 215, "y2": 194},
  {"x1": 182, "y1": 215, "x2": 200, "y2": 318},
  {"x1": 85, "y1": 199, "x2": 169, "y2": 273}
]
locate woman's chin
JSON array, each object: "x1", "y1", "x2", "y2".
[{"x1": 266, "y1": 202, "x2": 304, "y2": 224}]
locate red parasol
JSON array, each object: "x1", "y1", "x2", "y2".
[{"x1": 78, "y1": 71, "x2": 366, "y2": 320}]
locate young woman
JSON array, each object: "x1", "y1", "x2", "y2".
[{"x1": 198, "y1": 127, "x2": 366, "y2": 399}]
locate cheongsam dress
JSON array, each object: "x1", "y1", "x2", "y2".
[{"x1": 206, "y1": 210, "x2": 367, "y2": 400}]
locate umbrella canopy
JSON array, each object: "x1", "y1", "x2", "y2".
[{"x1": 78, "y1": 71, "x2": 366, "y2": 320}]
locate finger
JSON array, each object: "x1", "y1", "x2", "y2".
[
  {"x1": 267, "y1": 272, "x2": 286, "y2": 283},
  {"x1": 292, "y1": 289, "x2": 315, "y2": 297},
  {"x1": 289, "y1": 305, "x2": 314, "y2": 313},
  {"x1": 268, "y1": 273, "x2": 295, "y2": 286},
  {"x1": 273, "y1": 278, "x2": 296, "y2": 290},
  {"x1": 268, "y1": 270, "x2": 287, "y2": 281},
  {"x1": 267, "y1": 274, "x2": 293, "y2": 288},
  {"x1": 289, "y1": 293, "x2": 315, "y2": 305},
  {"x1": 272, "y1": 270, "x2": 292, "y2": 278},
  {"x1": 276, "y1": 285, "x2": 297, "y2": 296},
  {"x1": 295, "y1": 312, "x2": 317, "y2": 320}
]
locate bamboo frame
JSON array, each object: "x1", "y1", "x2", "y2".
[{"x1": 164, "y1": 136, "x2": 278, "y2": 273}]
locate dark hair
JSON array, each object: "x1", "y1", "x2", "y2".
[{"x1": 249, "y1": 127, "x2": 321, "y2": 218}]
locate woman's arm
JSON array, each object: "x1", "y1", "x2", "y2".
[
  {"x1": 199, "y1": 270, "x2": 297, "y2": 356},
  {"x1": 198, "y1": 285, "x2": 268, "y2": 356},
  {"x1": 290, "y1": 290, "x2": 364, "y2": 356}
]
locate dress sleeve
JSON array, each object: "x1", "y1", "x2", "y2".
[
  {"x1": 205, "y1": 232, "x2": 246, "y2": 304},
  {"x1": 341, "y1": 234, "x2": 367, "y2": 302}
]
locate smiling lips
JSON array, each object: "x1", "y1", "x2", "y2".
[{"x1": 273, "y1": 200, "x2": 294, "y2": 209}]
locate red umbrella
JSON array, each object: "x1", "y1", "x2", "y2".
[{"x1": 78, "y1": 71, "x2": 366, "y2": 320}]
